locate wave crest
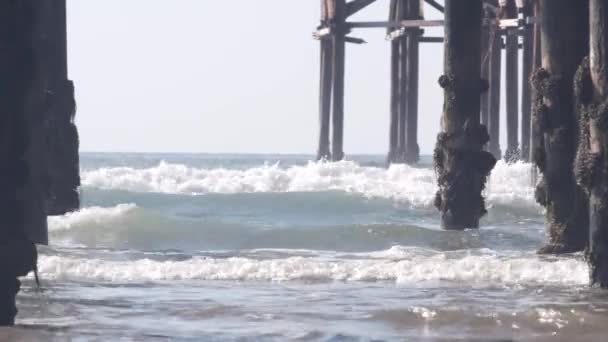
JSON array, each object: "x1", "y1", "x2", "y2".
[
  {"x1": 36, "y1": 248, "x2": 586, "y2": 286},
  {"x1": 48, "y1": 204, "x2": 138, "y2": 232},
  {"x1": 81, "y1": 160, "x2": 536, "y2": 208}
]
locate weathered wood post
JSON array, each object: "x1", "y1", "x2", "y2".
[
  {"x1": 533, "y1": 0, "x2": 589, "y2": 254},
  {"x1": 388, "y1": 0, "x2": 400, "y2": 164},
  {"x1": 317, "y1": 0, "x2": 333, "y2": 160},
  {"x1": 520, "y1": 0, "x2": 533, "y2": 162},
  {"x1": 404, "y1": 0, "x2": 421, "y2": 164},
  {"x1": 575, "y1": 0, "x2": 608, "y2": 287},
  {"x1": 488, "y1": 22, "x2": 503, "y2": 159},
  {"x1": 505, "y1": 0, "x2": 520, "y2": 162},
  {"x1": 397, "y1": 0, "x2": 410, "y2": 163},
  {"x1": 480, "y1": 10, "x2": 491, "y2": 128},
  {"x1": 0, "y1": 0, "x2": 47, "y2": 325},
  {"x1": 433, "y1": 0, "x2": 497, "y2": 230},
  {"x1": 331, "y1": 0, "x2": 346, "y2": 161},
  {"x1": 530, "y1": 0, "x2": 541, "y2": 179},
  {"x1": 45, "y1": 0, "x2": 80, "y2": 215}
]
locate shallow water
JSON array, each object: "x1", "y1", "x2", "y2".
[{"x1": 11, "y1": 153, "x2": 608, "y2": 341}]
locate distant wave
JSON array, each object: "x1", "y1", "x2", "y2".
[
  {"x1": 36, "y1": 247, "x2": 586, "y2": 286},
  {"x1": 81, "y1": 160, "x2": 537, "y2": 208}
]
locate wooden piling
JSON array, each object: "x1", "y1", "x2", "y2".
[
  {"x1": 578, "y1": 0, "x2": 608, "y2": 287},
  {"x1": 505, "y1": 1, "x2": 519, "y2": 162},
  {"x1": 480, "y1": 21, "x2": 490, "y2": 127},
  {"x1": 534, "y1": 0, "x2": 589, "y2": 254},
  {"x1": 388, "y1": 0, "x2": 400, "y2": 164},
  {"x1": 397, "y1": 0, "x2": 409, "y2": 163},
  {"x1": 317, "y1": 0, "x2": 333, "y2": 161},
  {"x1": 433, "y1": 0, "x2": 496, "y2": 230},
  {"x1": 520, "y1": 0, "x2": 533, "y2": 162},
  {"x1": 45, "y1": 0, "x2": 81, "y2": 215},
  {"x1": 488, "y1": 28, "x2": 503, "y2": 160},
  {"x1": 530, "y1": 0, "x2": 541, "y2": 173},
  {"x1": 331, "y1": 0, "x2": 346, "y2": 161},
  {"x1": 0, "y1": 0, "x2": 47, "y2": 325},
  {"x1": 405, "y1": 0, "x2": 420, "y2": 164}
]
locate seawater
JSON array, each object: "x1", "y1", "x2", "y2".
[{"x1": 10, "y1": 153, "x2": 608, "y2": 341}]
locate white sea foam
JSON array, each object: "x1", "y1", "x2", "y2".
[
  {"x1": 36, "y1": 249, "x2": 586, "y2": 285},
  {"x1": 81, "y1": 160, "x2": 536, "y2": 208},
  {"x1": 48, "y1": 204, "x2": 138, "y2": 232},
  {"x1": 485, "y1": 161, "x2": 537, "y2": 208}
]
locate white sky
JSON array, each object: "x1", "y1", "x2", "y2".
[{"x1": 68, "y1": 1, "x2": 511, "y2": 155}]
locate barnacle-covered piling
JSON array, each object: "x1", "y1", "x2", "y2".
[
  {"x1": 533, "y1": 0, "x2": 589, "y2": 254},
  {"x1": 433, "y1": 0, "x2": 497, "y2": 230}
]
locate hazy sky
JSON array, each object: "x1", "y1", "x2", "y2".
[{"x1": 67, "y1": 1, "x2": 495, "y2": 155}]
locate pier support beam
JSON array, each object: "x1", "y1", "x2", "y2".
[
  {"x1": 534, "y1": 0, "x2": 589, "y2": 254},
  {"x1": 530, "y1": 0, "x2": 542, "y2": 172},
  {"x1": 480, "y1": 21, "x2": 490, "y2": 127},
  {"x1": 0, "y1": 0, "x2": 48, "y2": 325},
  {"x1": 397, "y1": 0, "x2": 409, "y2": 163},
  {"x1": 45, "y1": 0, "x2": 80, "y2": 215},
  {"x1": 331, "y1": 0, "x2": 346, "y2": 161},
  {"x1": 433, "y1": 0, "x2": 496, "y2": 230},
  {"x1": 520, "y1": 0, "x2": 533, "y2": 162},
  {"x1": 404, "y1": 0, "x2": 420, "y2": 164},
  {"x1": 388, "y1": 0, "x2": 400, "y2": 164},
  {"x1": 504, "y1": 2, "x2": 520, "y2": 163},
  {"x1": 576, "y1": 0, "x2": 608, "y2": 287},
  {"x1": 317, "y1": 0, "x2": 333, "y2": 160},
  {"x1": 488, "y1": 29, "x2": 502, "y2": 160}
]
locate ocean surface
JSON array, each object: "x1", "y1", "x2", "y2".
[{"x1": 10, "y1": 153, "x2": 608, "y2": 341}]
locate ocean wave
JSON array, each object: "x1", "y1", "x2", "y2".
[
  {"x1": 45, "y1": 204, "x2": 543, "y2": 252},
  {"x1": 81, "y1": 160, "x2": 537, "y2": 208},
  {"x1": 48, "y1": 204, "x2": 138, "y2": 232},
  {"x1": 36, "y1": 248, "x2": 586, "y2": 285}
]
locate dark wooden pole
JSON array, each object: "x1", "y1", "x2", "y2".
[
  {"x1": 388, "y1": 0, "x2": 400, "y2": 164},
  {"x1": 530, "y1": 0, "x2": 541, "y2": 173},
  {"x1": 0, "y1": 0, "x2": 47, "y2": 325},
  {"x1": 317, "y1": 0, "x2": 333, "y2": 160},
  {"x1": 331, "y1": 0, "x2": 346, "y2": 161},
  {"x1": 480, "y1": 21, "x2": 490, "y2": 127},
  {"x1": 405, "y1": 0, "x2": 420, "y2": 164},
  {"x1": 580, "y1": 0, "x2": 608, "y2": 287},
  {"x1": 488, "y1": 28, "x2": 503, "y2": 160},
  {"x1": 54, "y1": 0, "x2": 68, "y2": 79},
  {"x1": 534, "y1": 0, "x2": 589, "y2": 254},
  {"x1": 397, "y1": 0, "x2": 409, "y2": 163},
  {"x1": 505, "y1": 1, "x2": 519, "y2": 162},
  {"x1": 433, "y1": 0, "x2": 496, "y2": 230},
  {"x1": 45, "y1": 0, "x2": 80, "y2": 215},
  {"x1": 520, "y1": 0, "x2": 533, "y2": 162},
  {"x1": 532, "y1": 0, "x2": 541, "y2": 70}
]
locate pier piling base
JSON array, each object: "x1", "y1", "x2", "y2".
[
  {"x1": 433, "y1": 0, "x2": 496, "y2": 230},
  {"x1": 534, "y1": 0, "x2": 589, "y2": 254},
  {"x1": 575, "y1": 0, "x2": 608, "y2": 287}
]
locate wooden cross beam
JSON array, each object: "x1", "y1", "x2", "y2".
[
  {"x1": 420, "y1": 36, "x2": 443, "y2": 43},
  {"x1": 346, "y1": 18, "x2": 534, "y2": 30},
  {"x1": 345, "y1": 0, "x2": 377, "y2": 18},
  {"x1": 345, "y1": 36, "x2": 367, "y2": 44},
  {"x1": 348, "y1": 19, "x2": 444, "y2": 29},
  {"x1": 424, "y1": 0, "x2": 444, "y2": 13}
]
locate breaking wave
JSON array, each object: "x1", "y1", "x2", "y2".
[
  {"x1": 48, "y1": 204, "x2": 138, "y2": 232},
  {"x1": 81, "y1": 160, "x2": 537, "y2": 208},
  {"x1": 36, "y1": 247, "x2": 586, "y2": 286}
]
